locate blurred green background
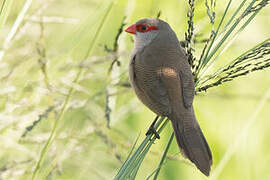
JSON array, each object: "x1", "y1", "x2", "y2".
[{"x1": 0, "y1": 0, "x2": 270, "y2": 179}]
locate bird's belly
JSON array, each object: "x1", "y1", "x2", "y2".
[{"x1": 129, "y1": 63, "x2": 171, "y2": 116}]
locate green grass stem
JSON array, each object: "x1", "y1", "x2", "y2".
[
  {"x1": 153, "y1": 132, "x2": 174, "y2": 180},
  {"x1": 115, "y1": 117, "x2": 169, "y2": 180}
]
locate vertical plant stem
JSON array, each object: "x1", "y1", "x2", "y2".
[
  {"x1": 185, "y1": 0, "x2": 195, "y2": 68},
  {"x1": 31, "y1": 2, "x2": 114, "y2": 180},
  {"x1": 153, "y1": 132, "x2": 174, "y2": 180},
  {"x1": 0, "y1": 0, "x2": 32, "y2": 62}
]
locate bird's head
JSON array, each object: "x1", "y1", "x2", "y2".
[
  {"x1": 125, "y1": 18, "x2": 160, "y2": 35},
  {"x1": 125, "y1": 18, "x2": 171, "y2": 51}
]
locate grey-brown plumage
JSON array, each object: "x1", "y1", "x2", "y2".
[{"x1": 126, "y1": 18, "x2": 212, "y2": 176}]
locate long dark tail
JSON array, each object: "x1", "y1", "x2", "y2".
[{"x1": 170, "y1": 107, "x2": 212, "y2": 176}]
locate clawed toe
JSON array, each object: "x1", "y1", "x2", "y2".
[{"x1": 146, "y1": 126, "x2": 160, "y2": 139}]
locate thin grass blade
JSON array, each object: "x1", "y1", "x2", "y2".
[
  {"x1": 115, "y1": 118, "x2": 169, "y2": 180},
  {"x1": 0, "y1": 0, "x2": 14, "y2": 30},
  {"x1": 128, "y1": 119, "x2": 170, "y2": 180},
  {"x1": 196, "y1": 0, "x2": 233, "y2": 75},
  {"x1": 199, "y1": 0, "x2": 257, "y2": 69},
  {"x1": 153, "y1": 132, "x2": 174, "y2": 180},
  {"x1": 115, "y1": 116, "x2": 165, "y2": 179},
  {"x1": 198, "y1": 0, "x2": 269, "y2": 80}
]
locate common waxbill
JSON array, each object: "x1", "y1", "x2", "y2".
[{"x1": 125, "y1": 18, "x2": 212, "y2": 176}]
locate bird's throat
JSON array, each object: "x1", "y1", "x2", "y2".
[{"x1": 134, "y1": 31, "x2": 158, "y2": 52}]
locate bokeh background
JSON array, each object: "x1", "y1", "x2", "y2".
[{"x1": 0, "y1": 0, "x2": 270, "y2": 179}]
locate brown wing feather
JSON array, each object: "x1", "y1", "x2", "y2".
[
  {"x1": 160, "y1": 67, "x2": 212, "y2": 176},
  {"x1": 179, "y1": 70, "x2": 195, "y2": 108}
]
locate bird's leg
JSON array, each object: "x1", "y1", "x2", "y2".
[{"x1": 146, "y1": 116, "x2": 160, "y2": 139}]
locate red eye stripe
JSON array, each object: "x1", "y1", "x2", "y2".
[{"x1": 136, "y1": 24, "x2": 158, "y2": 33}]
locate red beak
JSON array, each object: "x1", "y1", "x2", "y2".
[{"x1": 125, "y1": 24, "x2": 136, "y2": 34}]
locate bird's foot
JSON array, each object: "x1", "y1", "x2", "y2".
[{"x1": 145, "y1": 126, "x2": 160, "y2": 139}]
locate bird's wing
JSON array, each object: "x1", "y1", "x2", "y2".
[
  {"x1": 157, "y1": 49, "x2": 194, "y2": 109},
  {"x1": 176, "y1": 46, "x2": 195, "y2": 108},
  {"x1": 159, "y1": 67, "x2": 186, "y2": 110},
  {"x1": 130, "y1": 54, "x2": 172, "y2": 116},
  {"x1": 179, "y1": 69, "x2": 195, "y2": 108},
  {"x1": 160, "y1": 66, "x2": 212, "y2": 176}
]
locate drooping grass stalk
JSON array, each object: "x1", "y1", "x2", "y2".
[
  {"x1": 196, "y1": 38, "x2": 270, "y2": 92},
  {"x1": 209, "y1": 86, "x2": 270, "y2": 180},
  {"x1": 105, "y1": 17, "x2": 126, "y2": 128},
  {"x1": 226, "y1": 38, "x2": 270, "y2": 69},
  {"x1": 31, "y1": 2, "x2": 115, "y2": 180}
]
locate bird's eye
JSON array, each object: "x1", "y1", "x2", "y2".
[
  {"x1": 141, "y1": 25, "x2": 147, "y2": 31},
  {"x1": 136, "y1": 24, "x2": 158, "y2": 33},
  {"x1": 136, "y1": 24, "x2": 149, "y2": 32}
]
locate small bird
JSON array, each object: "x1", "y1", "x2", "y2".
[{"x1": 125, "y1": 18, "x2": 212, "y2": 176}]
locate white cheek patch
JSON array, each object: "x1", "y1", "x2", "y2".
[{"x1": 134, "y1": 31, "x2": 159, "y2": 51}]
